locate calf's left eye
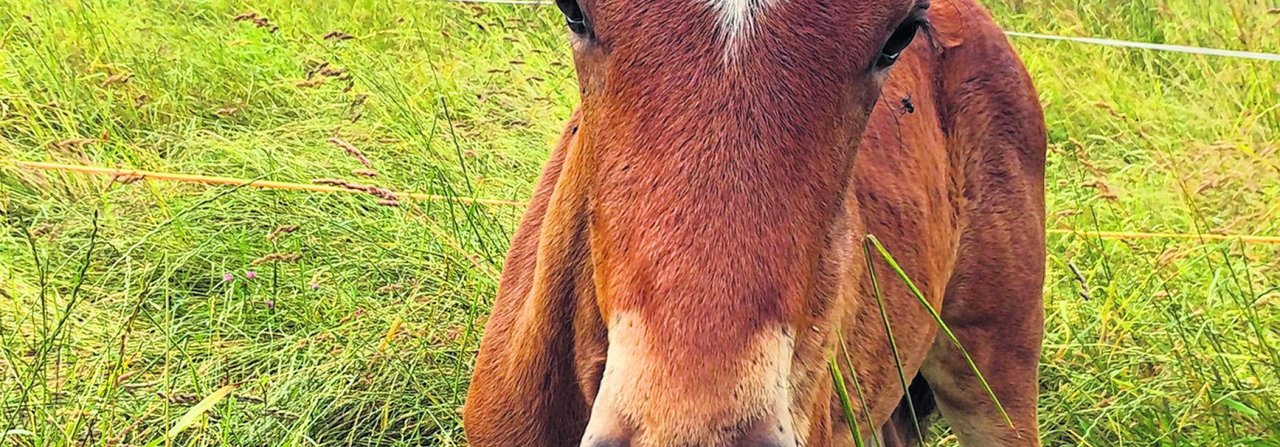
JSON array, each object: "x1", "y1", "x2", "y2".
[{"x1": 876, "y1": 19, "x2": 924, "y2": 69}]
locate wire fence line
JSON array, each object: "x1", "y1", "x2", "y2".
[
  {"x1": 437, "y1": 0, "x2": 1280, "y2": 62},
  {"x1": 1003, "y1": 32, "x2": 1280, "y2": 62}
]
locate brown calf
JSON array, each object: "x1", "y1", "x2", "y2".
[{"x1": 464, "y1": 0, "x2": 1046, "y2": 445}]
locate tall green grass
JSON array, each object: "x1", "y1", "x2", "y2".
[{"x1": 1, "y1": 0, "x2": 1277, "y2": 445}]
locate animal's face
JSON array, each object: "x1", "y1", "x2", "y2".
[{"x1": 558, "y1": 0, "x2": 929, "y2": 445}]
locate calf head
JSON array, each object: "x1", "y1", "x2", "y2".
[{"x1": 555, "y1": 0, "x2": 932, "y2": 445}]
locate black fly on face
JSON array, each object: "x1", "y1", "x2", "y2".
[{"x1": 900, "y1": 94, "x2": 915, "y2": 115}]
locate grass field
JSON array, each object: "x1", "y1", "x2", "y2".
[{"x1": 2, "y1": 0, "x2": 1279, "y2": 445}]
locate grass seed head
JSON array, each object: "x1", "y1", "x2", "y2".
[
  {"x1": 296, "y1": 77, "x2": 326, "y2": 88},
  {"x1": 111, "y1": 174, "x2": 144, "y2": 184},
  {"x1": 267, "y1": 225, "x2": 300, "y2": 241},
  {"x1": 53, "y1": 138, "x2": 97, "y2": 151},
  {"x1": 328, "y1": 136, "x2": 372, "y2": 167},
  {"x1": 307, "y1": 61, "x2": 330, "y2": 79},
  {"x1": 101, "y1": 73, "x2": 133, "y2": 86},
  {"x1": 157, "y1": 392, "x2": 199, "y2": 405},
  {"x1": 322, "y1": 30, "x2": 354, "y2": 41}
]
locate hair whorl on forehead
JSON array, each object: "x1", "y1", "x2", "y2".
[{"x1": 707, "y1": 0, "x2": 784, "y2": 55}]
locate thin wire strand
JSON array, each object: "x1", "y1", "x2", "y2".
[
  {"x1": 438, "y1": 0, "x2": 1280, "y2": 62},
  {"x1": 1003, "y1": 32, "x2": 1280, "y2": 62},
  {"x1": 14, "y1": 161, "x2": 1280, "y2": 245}
]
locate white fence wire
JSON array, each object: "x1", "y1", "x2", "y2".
[{"x1": 1003, "y1": 32, "x2": 1280, "y2": 62}]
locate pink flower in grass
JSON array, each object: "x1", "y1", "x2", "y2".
[
  {"x1": 222, "y1": 273, "x2": 234, "y2": 282},
  {"x1": 245, "y1": 270, "x2": 258, "y2": 280}
]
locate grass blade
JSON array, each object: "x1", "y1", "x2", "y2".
[
  {"x1": 165, "y1": 384, "x2": 237, "y2": 439},
  {"x1": 862, "y1": 241, "x2": 925, "y2": 442},
  {"x1": 864, "y1": 234, "x2": 1016, "y2": 433},
  {"x1": 838, "y1": 332, "x2": 885, "y2": 447},
  {"x1": 829, "y1": 356, "x2": 867, "y2": 447}
]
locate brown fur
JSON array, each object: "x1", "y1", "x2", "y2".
[{"x1": 464, "y1": 0, "x2": 1045, "y2": 445}]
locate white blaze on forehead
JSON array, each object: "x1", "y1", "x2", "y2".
[{"x1": 707, "y1": 0, "x2": 783, "y2": 56}]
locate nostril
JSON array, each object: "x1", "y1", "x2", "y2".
[{"x1": 741, "y1": 413, "x2": 798, "y2": 447}]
